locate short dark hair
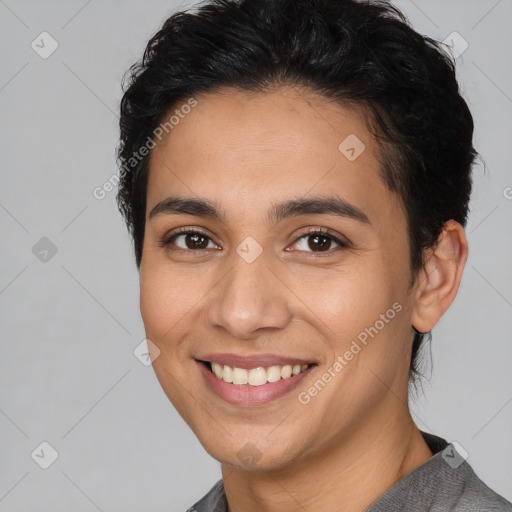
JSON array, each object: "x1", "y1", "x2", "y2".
[{"x1": 116, "y1": 0, "x2": 478, "y2": 382}]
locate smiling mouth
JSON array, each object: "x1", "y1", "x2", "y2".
[{"x1": 198, "y1": 360, "x2": 315, "y2": 386}]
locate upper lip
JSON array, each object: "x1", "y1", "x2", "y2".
[{"x1": 196, "y1": 353, "x2": 316, "y2": 370}]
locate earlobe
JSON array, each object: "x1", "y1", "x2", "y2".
[{"x1": 411, "y1": 220, "x2": 468, "y2": 334}]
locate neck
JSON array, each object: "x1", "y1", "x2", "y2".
[{"x1": 221, "y1": 410, "x2": 432, "y2": 512}]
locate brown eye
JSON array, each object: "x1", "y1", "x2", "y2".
[
  {"x1": 307, "y1": 234, "x2": 333, "y2": 252},
  {"x1": 164, "y1": 230, "x2": 219, "y2": 251},
  {"x1": 182, "y1": 233, "x2": 210, "y2": 249},
  {"x1": 291, "y1": 229, "x2": 348, "y2": 254}
]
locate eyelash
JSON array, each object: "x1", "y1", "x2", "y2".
[{"x1": 160, "y1": 226, "x2": 350, "y2": 256}]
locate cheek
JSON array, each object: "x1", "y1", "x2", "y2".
[
  {"x1": 139, "y1": 259, "x2": 180, "y2": 344},
  {"x1": 301, "y1": 262, "x2": 411, "y2": 381},
  {"x1": 139, "y1": 264, "x2": 198, "y2": 414},
  {"x1": 139, "y1": 257, "x2": 212, "y2": 348},
  {"x1": 295, "y1": 265, "x2": 400, "y2": 334},
  {"x1": 139, "y1": 270, "x2": 169, "y2": 337}
]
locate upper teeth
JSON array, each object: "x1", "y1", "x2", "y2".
[{"x1": 210, "y1": 362, "x2": 309, "y2": 386}]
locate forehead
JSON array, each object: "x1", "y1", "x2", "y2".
[{"x1": 146, "y1": 86, "x2": 402, "y2": 225}]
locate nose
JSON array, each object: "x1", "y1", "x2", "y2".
[{"x1": 205, "y1": 250, "x2": 293, "y2": 340}]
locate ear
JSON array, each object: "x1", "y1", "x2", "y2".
[{"x1": 411, "y1": 220, "x2": 468, "y2": 334}]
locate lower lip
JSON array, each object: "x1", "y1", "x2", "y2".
[{"x1": 197, "y1": 361, "x2": 314, "y2": 406}]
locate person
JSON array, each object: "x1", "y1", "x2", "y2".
[{"x1": 116, "y1": 0, "x2": 512, "y2": 510}]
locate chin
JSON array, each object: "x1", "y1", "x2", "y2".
[{"x1": 195, "y1": 428, "x2": 306, "y2": 473}]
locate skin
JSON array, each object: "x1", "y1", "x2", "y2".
[{"x1": 139, "y1": 86, "x2": 468, "y2": 512}]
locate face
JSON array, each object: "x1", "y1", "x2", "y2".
[{"x1": 140, "y1": 86, "x2": 418, "y2": 471}]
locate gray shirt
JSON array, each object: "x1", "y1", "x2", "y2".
[{"x1": 187, "y1": 431, "x2": 512, "y2": 511}]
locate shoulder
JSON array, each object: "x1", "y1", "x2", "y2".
[
  {"x1": 186, "y1": 479, "x2": 227, "y2": 512},
  {"x1": 367, "y1": 433, "x2": 512, "y2": 511},
  {"x1": 449, "y1": 463, "x2": 512, "y2": 511}
]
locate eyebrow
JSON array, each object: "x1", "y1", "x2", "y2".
[{"x1": 149, "y1": 195, "x2": 370, "y2": 225}]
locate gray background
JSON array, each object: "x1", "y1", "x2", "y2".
[{"x1": 0, "y1": 0, "x2": 511, "y2": 510}]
